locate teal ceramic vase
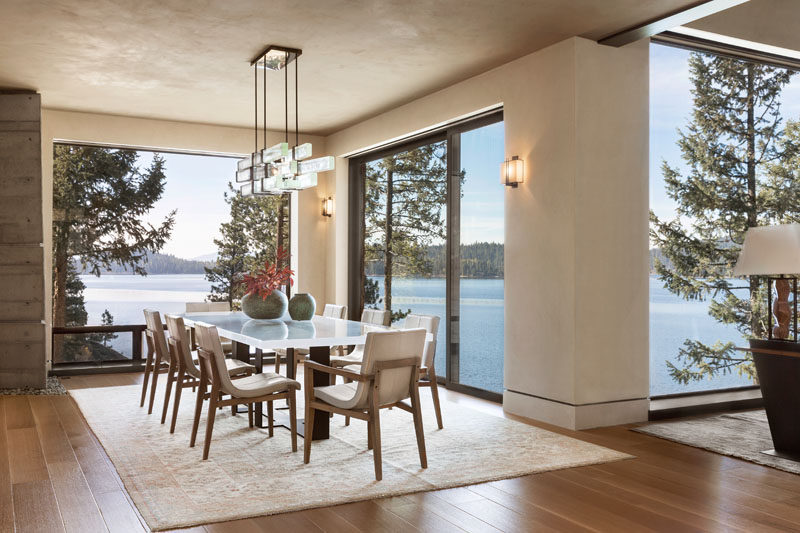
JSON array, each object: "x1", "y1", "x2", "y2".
[
  {"x1": 288, "y1": 293, "x2": 316, "y2": 320},
  {"x1": 241, "y1": 290, "x2": 288, "y2": 319}
]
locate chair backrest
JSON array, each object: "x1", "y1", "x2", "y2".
[
  {"x1": 323, "y1": 304, "x2": 347, "y2": 319},
  {"x1": 194, "y1": 322, "x2": 237, "y2": 394},
  {"x1": 164, "y1": 314, "x2": 200, "y2": 377},
  {"x1": 185, "y1": 301, "x2": 231, "y2": 313},
  {"x1": 143, "y1": 309, "x2": 172, "y2": 364},
  {"x1": 361, "y1": 308, "x2": 391, "y2": 327},
  {"x1": 404, "y1": 314, "x2": 440, "y2": 369},
  {"x1": 355, "y1": 328, "x2": 427, "y2": 407}
]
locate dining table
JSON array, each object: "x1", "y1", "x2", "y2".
[{"x1": 180, "y1": 311, "x2": 406, "y2": 440}]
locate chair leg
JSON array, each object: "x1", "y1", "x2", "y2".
[
  {"x1": 303, "y1": 402, "x2": 315, "y2": 464},
  {"x1": 161, "y1": 365, "x2": 175, "y2": 424},
  {"x1": 429, "y1": 372, "x2": 444, "y2": 430},
  {"x1": 267, "y1": 400, "x2": 274, "y2": 437},
  {"x1": 203, "y1": 391, "x2": 218, "y2": 460},
  {"x1": 411, "y1": 383, "x2": 428, "y2": 469},
  {"x1": 190, "y1": 381, "x2": 205, "y2": 448},
  {"x1": 248, "y1": 403, "x2": 254, "y2": 428},
  {"x1": 140, "y1": 353, "x2": 153, "y2": 407},
  {"x1": 274, "y1": 352, "x2": 281, "y2": 374},
  {"x1": 169, "y1": 369, "x2": 185, "y2": 433},
  {"x1": 367, "y1": 420, "x2": 373, "y2": 449},
  {"x1": 370, "y1": 407, "x2": 382, "y2": 481},
  {"x1": 289, "y1": 390, "x2": 298, "y2": 452},
  {"x1": 147, "y1": 355, "x2": 161, "y2": 415}
]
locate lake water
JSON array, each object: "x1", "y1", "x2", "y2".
[{"x1": 80, "y1": 274, "x2": 753, "y2": 396}]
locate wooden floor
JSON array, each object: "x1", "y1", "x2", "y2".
[{"x1": 2, "y1": 373, "x2": 799, "y2": 533}]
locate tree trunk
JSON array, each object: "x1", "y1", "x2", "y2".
[
  {"x1": 52, "y1": 234, "x2": 68, "y2": 362},
  {"x1": 745, "y1": 65, "x2": 763, "y2": 338},
  {"x1": 384, "y1": 165, "x2": 393, "y2": 315}
]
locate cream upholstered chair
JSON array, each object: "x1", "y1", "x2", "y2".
[
  {"x1": 193, "y1": 322, "x2": 300, "y2": 460},
  {"x1": 141, "y1": 309, "x2": 172, "y2": 414},
  {"x1": 329, "y1": 308, "x2": 391, "y2": 369},
  {"x1": 164, "y1": 314, "x2": 254, "y2": 434},
  {"x1": 184, "y1": 302, "x2": 234, "y2": 354},
  {"x1": 275, "y1": 303, "x2": 348, "y2": 374},
  {"x1": 338, "y1": 313, "x2": 443, "y2": 429},
  {"x1": 303, "y1": 328, "x2": 428, "y2": 480}
]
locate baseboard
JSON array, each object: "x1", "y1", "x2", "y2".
[{"x1": 503, "y1": 389, "x2": 649, "y2": 430}]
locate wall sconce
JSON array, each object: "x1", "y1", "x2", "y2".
[
  {"x1": 500, "y1": 155, "x2": 524, "y2": 188},
  {"x1": 321, "y1": 196, "x2": 334, "y2": 217}
]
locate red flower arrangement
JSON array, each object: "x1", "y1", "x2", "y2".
[{"x1": 240, "y1": 248, "x2": 294, "y2": 300}]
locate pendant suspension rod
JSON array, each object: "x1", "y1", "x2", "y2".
[
  {"x1": 295, "y1": 53, "x2": 299, "y2": 149},
  {"x1": 253, "y1": 58, "x2": 258, "y2": 155},
  {"x1": 284, "y1": 51, "x2": 289, "y2": 144},
  {"x1": 263, "y1": 54, "x2": 266, "y2": 150}
]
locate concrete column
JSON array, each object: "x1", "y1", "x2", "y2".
[{"x1": 0, "y1": 91, "x2": 46, "y2": 388}]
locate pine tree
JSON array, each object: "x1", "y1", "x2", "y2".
[
  {"x1": 205, "y1": 186, "x2": 288, "y2": 307},
  {"x1": 52, "y1": 146, "x2": 174, "y2": 360},
  {"x1": 364, "y1": 141, "x2": 448, "y2": 321},
  {"x1": 650, "y1": 52, "x2": 800, "y2": 384}
]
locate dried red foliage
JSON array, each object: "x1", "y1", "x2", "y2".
[{"x1": 239, "y1": 247, "x2": 294, "y2": 300}]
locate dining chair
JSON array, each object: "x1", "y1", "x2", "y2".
[
  {"x1": 329, "y1": 308, "x2": 391, "y2": 369},
  {"x1": 164, "y1": 314, "x2": 255, "y2": 434},
  {"x1": 193, "y1": 321, "x2": 300, "y2": 460},
  {"x1": 303, "y1": 328, "x2": 428, "y2": 481},
  {"x1": 140, "y1": 309, "x2": 172, "y2": 414},
  {"x1": 275, "y1": 303, "x2": 348, "y2": 374},
  {"x1": 334, "y1": 313, "x2": 443, "y2": 429}
]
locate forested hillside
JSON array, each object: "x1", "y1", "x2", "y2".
[
  {"x1": 365, "y1": 242, "x2": 503, "y2": 278},
  {"x1": 74, "y1": 252, "x2": 213, "y2": 275}
]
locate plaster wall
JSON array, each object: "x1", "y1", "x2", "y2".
[{"x1": 324, "y1": 37, "x2": 650, "y2": 428}]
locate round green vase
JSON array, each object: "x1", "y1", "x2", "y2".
[
  {"x1": 241, "y1": 290, "x2": 288, "y2": 320},
  {"x1": 288, "y1": 293, "x2": 316, "y2": 320}
]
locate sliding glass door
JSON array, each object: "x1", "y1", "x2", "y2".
[{"x1": 350, "y1": 111, "x2": 504, "y2": 398}]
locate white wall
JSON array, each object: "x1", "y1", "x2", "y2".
[
  {"x1": 324, "y1": 37, "x2": 650, "y2": 429},
  {"x1": 40, "y1": 109, "x2": 330, "y2": 363}
]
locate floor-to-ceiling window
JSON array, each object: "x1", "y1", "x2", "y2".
[
  {"x1": 350, "y1": 110, "x2": 505, "y2": 398},
  {"x1": 51, "y1": 145, "x2": 289, "y2": 367},
  {"x1": 649, "y1": 41, "x2": 800, "y2": 396}
]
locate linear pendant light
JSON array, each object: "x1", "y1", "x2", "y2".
[{"x1": 235, "y1": 45, "x2": 335, "y2": 196}]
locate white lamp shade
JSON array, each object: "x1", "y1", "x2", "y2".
[{"x1": 733, "y1": 223, "x2": 800, "y2": 276}]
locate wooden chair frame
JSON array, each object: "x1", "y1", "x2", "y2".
[
  {"x1": 303, "y1": 358, "x2": 427, "y2": 481},
  {"x1": 141, "y1": 328, "x2": 172, "y2": 415},
  {"x1": 166, "y1": 335, "x2": 253, "y2": 434},
  {"x1": 192, "y1": 346, "x2": 298, "y2": 460}
]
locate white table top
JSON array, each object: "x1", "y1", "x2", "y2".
[{"x1": 181, "y1": 311, "x2": 402, "y2": 350}]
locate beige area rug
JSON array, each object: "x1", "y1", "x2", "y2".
[
  {"x1": 635, "y1": 410, "x2": 800, "y2": 475},
  {"x1": 70, "y1": 383, "x2": 632, "y2": 531}
]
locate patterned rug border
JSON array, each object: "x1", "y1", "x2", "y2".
[
  {"x1": 71, "y1": 384, "x2": 634, "y2": 531},
  {"x1": 632, "y1": 410, "x2": 800, "y2": 476}
]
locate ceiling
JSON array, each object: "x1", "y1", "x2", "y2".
[
  {"x1": 0, "y1": 0, "x2": 735, "y2": 135},
  {"x1": 689, "y1": 0, "x2": 800, "y2": 52}
]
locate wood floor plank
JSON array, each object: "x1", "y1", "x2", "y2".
[
  {"x1": 301, "y1": 505, "x2": 363, "y2": 533},
  {"x1": 388, "y1": 491, "x2": 504, "y2": 533},
  {"x1": 29, "y1": 396, "x2": 75, "y2": 464},
  {"x1": 375, "y1": 500, "x2": 466, "y2": 533},
  {"x1": 7, "y1": 427, "x2": 49, "y2": 484},
  {"x1": 12, "y1": 479, "x2": 65, "y2": 533},
  {"x1": 47, "y1": 460, "x2": 109, "y2": 533},
  {"x1": 50, "y1": 396, "x2": 122, "y2": 494},
  {"x1": 332, "y1": 500, "x2": 420, "y2": 533},
  {"x1": 0, "y1": 398, "x2": 14, "y2": 532},
  {"x1": 94, "y1": 490, "x2": 147, "y2": 533},
  {"x1": 4, "y1": 395, "x2": 35, "y2": 429}
]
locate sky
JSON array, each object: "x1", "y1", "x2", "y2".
[
  {"x1": 138, "y1": 152, "x2": 235, "y2": 259},
  {"x1": 650, "y1": 43, "x2": 800, "y2": 222}
]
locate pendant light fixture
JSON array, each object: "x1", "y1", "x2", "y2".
[{"x1": 235, "y1": 45, "x2": 334, "y2": 196}]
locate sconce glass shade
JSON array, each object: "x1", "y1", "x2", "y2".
[
  {"x1": 500, "y1": 156, "x2": 524, "y2": 187},
  {"x1": 733, "y1": 224, "x2": 800, "y2": 276},
  {"x1": 322, "y1": 196, "x2": 334, "y2": 217}
]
